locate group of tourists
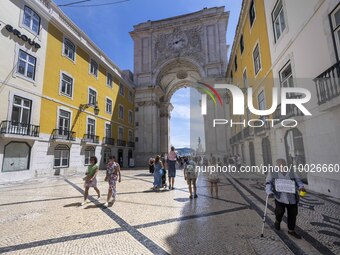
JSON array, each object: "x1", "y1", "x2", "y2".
[
  {"x1": 148, "y1": 146, "x2": 222, "y2": 198},
  {"x1": 81, "y1": 155, "x2": 121, "y2": 207}
]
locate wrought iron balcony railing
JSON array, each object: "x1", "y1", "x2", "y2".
[
  {"x1": 243, "y1": 126, "x2": 254, "y2": 139},
  {"x1": 82, "y1": 134, "x2": 99, "y2": 144},
  {"x1": 314, "y1": 61, "x2": 340, "y2": 105},
  {"x1": 52, "y1": 129, "x2": 75, "y2": 141},
  {"x1": 127, "y1": 141, "x2": 135, "y2": 147},
  {"x1": 254, "y1": 120, "x2": 271, "y2": 135},
  {"x1": 272, "y1": 95, "x2": 304, "y2": 123},
  {"x1": 117, "y1": 139, "x2": 126, "y2": 146},
  {"x1": 103, "y1": 137, "x2": 115, "y2": 145},
  {"x1": 0, "y1": 121, "x2": 39, "y2": 137}
]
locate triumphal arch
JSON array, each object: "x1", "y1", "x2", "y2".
[{"x1": 130, "y1": 7, "x2": 230, "y2": 166}]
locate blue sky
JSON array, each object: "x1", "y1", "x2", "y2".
[{"x1": 54, "y1": 0, "x2": 242, "y2": 149}]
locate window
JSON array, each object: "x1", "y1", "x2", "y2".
[
  {"x1": 105, "y1": 123, "x2": 112, "y2": 138},
  {"x1": 12, "y1": 96, "x2": 31, "y2": 124},
  {"x1": 128, "y1": 130, "x2": 133, "y2": 142},
  {"x1": 331, "y1": 4, "x2": 340, "y2": 59},
  {"x1": 128, "y1": 110, "x2": 133, "y2": 124},
  {"x1": 60, "y1": 73, "x2": 73, "y2": 97},
  {"x1": 258, "y1": 91, "x2": 265, "y2": 120},
  {"x1": 3, "y1": 142, "x2": 31, "y2": 172},
  {"x1": 106, "y1": 98, "x2": 112, "y2": 114},
  {"x1": 119, "y1": 83, "x2": 125, "y2": 96},
  {"x1": 90, "y1": 59, "x2": 98, "y2": 77},
  {"x1": 243, "y1": 69, "x2": 248, "y2": 88},
  {"x1": 119, "y1": 105, "x2": 124, "y2": 119},
  {"x1": 253, "y1": 43, "x2": 261, "y2": 75},
  {"x1": 240, "y1": 35, "x2": 244, "y2": 54},
  {"x1": 85, "y1": 146, "x2": 95, "y2": 165},
  {"x1": 234, "y1": 56, "x2": 238, "y2": 71},
  {"x1": 54, "y1": 145, "x2": 69, "y2": 168},
  {"x1": 88, "y1": 88, "x2": 97, "y2": 106},
  {"x1": 128, "y1": 91, "x2": 133, "y2": 102},
  {"x1": 272, "y1": 0, "x2": 286, "y2": 42},
  {"x1": 118, "y1": 127, "x2": 124, "y2": 140},
  {"x1": 17, "y1": 50, "x2": 36, "y2": 80},
  {"x1": 249, "y1": 0, "x2": 256, "y2": 27},
  {"x1": 103, "y1": 148, "x2": 111, "y2": 164},
  {"x1": 58, "y1": 109, "x2": 71, "y2": 135},
  {"x1": 22, "y1": 6, "x2": 40, "y2": 34},
  {"x1": 87, "y1": 118, "x2": 95, "y2": 135},
  {"x1": 280, "y1": 63, "x2": 294, "y2": 88},
  {"x1": 63, "y1": 38, "x2": 75, "y2": 61},
  {"x1": 107, "y1": 73, "x2": 113, "y2": 87}
]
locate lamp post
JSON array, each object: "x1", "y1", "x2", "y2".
[{"x1": 79, "y1": 101, "x2": 100, "y2": 116}]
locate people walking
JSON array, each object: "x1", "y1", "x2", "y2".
[
  {"x1": 82, "y1": 156, "x2": 100, "y2": 206},
  {"x1": 265, "y1": 158, "x2": 305, "y2": 239},
  {"x1": 184, "y1": 157, "x2": 198, "y2": 199},
  {"x1": 153, "y1": 155, "x2": 164, "y2": 192},
  {"x1": 167, "y1": 146, "x2": 177, "y2": 190},
  {"x1": 207, "y1": 159, "x2": 221, "y2": 198},
  {"x1": 103, "y1": 156, "x2": 121, "y2": 207}
]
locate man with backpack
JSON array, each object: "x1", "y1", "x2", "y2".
[{"x1": 184, "y1": 157, "x2": 198, "y2": 199}]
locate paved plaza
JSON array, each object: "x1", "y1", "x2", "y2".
[{"x1": 0, "y1": 169, "x2": 339, "y2": 255}]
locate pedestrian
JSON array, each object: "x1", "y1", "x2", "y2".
[
  {"x1": 265, "y1": 158, "x2": 306, "y2": 239},
  {"x1": 103, "y1": 156, "x2": 121, "y2": 207},
  {"x1": 153, "y1": 155, "x2": 164, "y2": 192},
  {"x1": 149, "y1": 157, "x2": 155, "y2": 174},
  {"x1": 82, "y1": 156, "x2": 100, "y2": 206},
  {"x1": 184, "y1": 157, "x2": 198, "y2": 199},
  {"x1": 236, "y1": 154, "x2": 242, "y2": 170},
  {"x1": 207, "y1": 159, "x2": 220, "y2": 198},
  {"x1": 167, "y1": 146, "x2": 177, "y2": 190},
  {"x1": 161, "y1": 154, "x2": 167, "y2": 188}
]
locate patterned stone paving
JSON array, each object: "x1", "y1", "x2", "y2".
[{"x1": 0, "y1": 169, "x2": 337, "y2": 254}]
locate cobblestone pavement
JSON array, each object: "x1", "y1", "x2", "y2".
[{"x1": 0, "y1": 169, "x2": 338, "y2": 255}]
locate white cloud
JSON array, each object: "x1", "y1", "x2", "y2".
[{"x1": 171, "y1": 105, "x2": 190, "y2": 119}]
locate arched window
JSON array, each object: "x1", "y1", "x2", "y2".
[
  {"x1": 54, "y1": 144, "x2": 70, "y2": 168},
  {"x1": 85, "y1": 146, "x2": 95, "y2": 165},
  {"x1": 3, "y1": 142, "x2": 30, "y2": 172}
]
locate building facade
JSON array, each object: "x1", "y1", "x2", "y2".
[
  {"x1": 226, "y1": 0, "x2": 274, "y2": 168},
  {"x1": 0, "y1": 0, "x2": 50, "y2": 182},
  {"x1": 0, "y1": 0, "x2": 135, "y2": 182},
  {"x1": 227, "y1": 0, "x2": 340, "y2": 198}
]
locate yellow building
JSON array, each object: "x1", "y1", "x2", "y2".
[
  {"x1": 226, "y1": 0, "x2": 273, "y2": 166},
  {"x1": 39, "y1": 3, "x2": 134, "y2": 172}
]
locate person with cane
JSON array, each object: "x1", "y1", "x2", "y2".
[{"x1": 265, "y1": 158, "x2": 306, "y2": 239}]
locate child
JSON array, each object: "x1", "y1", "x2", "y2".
[
  {"x1": 207, "y1": 159, "x2": 220, "y2": 198},
  {"x1": 82, "y1": 156, "x2": 100, "y2": 206},
  {"x1": 104, "y1": 156, "x2": 121, "y2": 207},
  {"x1": 153, "y1": 155, "x2": 164, "y2": 192},
  {"x1": 184, "y1": 158, "x2": 198, "y2": 199}
]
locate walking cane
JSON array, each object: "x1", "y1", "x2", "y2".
[{"x1": 261, "y1": 194, "x2": 269, "y2": 237}]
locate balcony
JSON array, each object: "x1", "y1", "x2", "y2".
[
  {"x1": 82, "y1": 134, "x2": 99, "y2": 144},
  {"x1": 272, "y1": 96, "x2": 304, "y2": 124},
  {"x1": 117, "y1": 139, "x2": 126, "y2": 147},
  {"x1": 103, "y1": 137, "x2": 115, "y2": 145},
  {"x1": 243, "y1": 126, "x2": 254, "y2": 140},
  {"x1": 51, "y1": 129, "x2": 75, "y2": 141},
  {"x1": 127, "y1": 141, "x2": 135, "y2": 148},
  {"x1": 230, "y1": 130, "x2": 243, "y2": 145},
  {"x1": 314, "y1": 61, "x2": 340, "y2": 107},
  {"x1": 254, "y1": 120, "x2": 271, "y2": 135},
  {"x1": 0, "y1": 121, "x2": 39, "y2": 137}
]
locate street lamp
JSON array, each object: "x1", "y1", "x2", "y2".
[{"x1": 79, "y1": 101, "x2": 100, "y2": 116}]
